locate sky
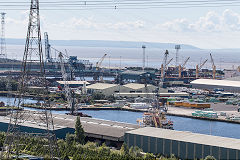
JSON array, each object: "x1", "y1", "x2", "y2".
[{"x1": 3, "y1": 0, "x2": 240, "y2": 49}]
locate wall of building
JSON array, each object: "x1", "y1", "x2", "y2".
[
  {"x1": 124, "y1": 133, "x2": 239, "y2": 160},
  {"x1": 191, "y1": 84, "x2": 240, "y2": 93}
]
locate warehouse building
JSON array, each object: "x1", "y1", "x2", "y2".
[
  {"x1": 57, "y1": 81, "x2": 90, "y2": 88},
  {"x1": 190, "y1": 79, "x2": 240, "y2": 93},
  {"x1": 0, "y1": 112, "x2": 139, "y2": 148},
  {"x1": 125, "y1": 127, "x2": 240, "y2": 160},
  {"x1": 123, "y1": 83, "x2": 157, "y2": 93},
  {"x1": 86, "y1": 83, "x2": 159, "y2": 97},
  {"x1": 86, "y1": 83, "x2": 127, "y2": 96}
]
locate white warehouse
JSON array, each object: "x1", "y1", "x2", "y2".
[{"x1": 190, "y1": 79, "x2": 240, "y2": 93}]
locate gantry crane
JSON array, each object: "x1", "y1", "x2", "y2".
[
  {"x1": 179, "y1": 57, "x2": 190, "y2": 78},
  {"x1": 94, "y1": 53, "x2": 107, "y2": 81},
  {"x1": 196, "y1": 59, "x2": 208, "y2": 78},
  {"x1": 210, "y1": 53, "x2": 216, "y2": 79},
  {"x1": 59, "y1": 52, "x2": 76, "y2": 115}
]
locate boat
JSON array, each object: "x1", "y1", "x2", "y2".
[
  {"x1": 66, "y1": 112, "x2": 92, "y2": 117},
  {"x1": 129, "y1": 103, "x2": 152, "y2": 109},
  {"x1": 137, "y1": 108, "x2": 173, "y2": 129}
]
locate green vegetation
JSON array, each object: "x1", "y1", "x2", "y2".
[
  {"x1": 75, "y1": 116, "x2": 85, "y2": 144},
  {"x1": 0, "y1": 78, "x2": 18, "y2": 91}
]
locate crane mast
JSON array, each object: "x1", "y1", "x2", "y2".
[
  {"x1": 179, "y1": 57, "x2": 190, "y2": 78},
  {"x1": 210, "y1": 53, "x2": 216, "y2": 79},
  {"x1": 96, "y1": 53, "x2": 107, "y2": 69},
  {"x1": 94, "y1": 53, "x2": 107, "y2": 81},
  {"x1": 161, "y1": 50, "x2": 169, "y2": 80},
  {"x1": 59, "y1": 52, "x2": 75, "y2": 115},
  {"x1": 196, "y1": 59, "x2": 208, "y2": 78},
  {"x1": 44, "y1": 32, "x2": 52, "y2": 62}
]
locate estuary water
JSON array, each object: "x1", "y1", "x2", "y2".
[
  {"x1": 1, "y1": 96, "x2": 240, "y2": 139},
  {"x1": 7, "y1": 45, "x2": 240, "y2": 70}
]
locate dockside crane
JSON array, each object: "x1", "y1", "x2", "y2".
[
  {"x1": 161, "y1": 50, "x2": 169, "y2": 81},
  {"x1": 94, "y1": 53, "x2": 107, "y2": 81},
  {"x1": 58, "y1": 52, "x2": 76, "y2": 115},
  {"x1": 179, "y1": 57, "x2": 190, "y2": 78},
  {"x1": 210, "y1": 53, "x2": 216, "y2": 79},
  {"x1": 44, "y1": 32, "x2": 52, "y2": 63},
  {"x1": 96, "y1": 53, "x2": 107, "y2": 70},
  {"x1": 196, "y1": 59, "x2": 208, "y2": 78}
]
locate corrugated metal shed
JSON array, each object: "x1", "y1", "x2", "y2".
[
  {"x1": 126, "y1": 127, "x2": 240, "y2": 150},
  {"x1": 125, "y1": 127, "x2": 240, "y2": 159}
]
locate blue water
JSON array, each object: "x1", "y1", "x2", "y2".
[{"x1": 1, "y1": 96, "x2": 240, "y2": 139}]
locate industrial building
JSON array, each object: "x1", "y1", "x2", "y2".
[
  {"x1": 57, "y1": 81, "x2": 90, "y2": 88},
  {"x1": 190, "y1": 79, "x2": 240, "y2": 93},
  {"x1": 120, "y1": 70, "x2": 155, "y2": 83},
  {"x1": 0, "y1": 113, "x2": 139, "y2": 147},
  {"x1": 86, "y1": 83, "x2": 159, "y2": 97},
  {"x1": 125, "y1": 127, "x2": 240, "y2": 160},
  {"x1": 86, "y1": 83, "x2": 123, "y2": 96},
  {"x1": 123, "y1": 83, "x2": 157, "y2": 93}
]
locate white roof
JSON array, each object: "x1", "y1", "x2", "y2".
[
  {"x1": 191, "y1": 79, "x2": 240, "y2": 88},
  {"x1": 123, "y1": 83, "x2": 155, "y2": 90},
  {"x1": 86, "y1": 83, "x2": 118, "y2": 90},
  {"x1": 57, "y1": 81, "x2": 90, "y2": 85},
  {"x1": 127, "y1": 127, "x2": 240, "y2": 150}
]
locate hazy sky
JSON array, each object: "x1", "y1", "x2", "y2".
[{"x1": 4, "y1": 0, "x2": 240, "y2": 49}]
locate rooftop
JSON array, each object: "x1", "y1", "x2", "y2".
[
  {"x1": 86, "y1": 83, "x2": 118, "y2": 90},
  {"x1": 191, "y1": 79, "x2": 240, "y2": 88},
  {"x1": 123, "y1": 83, "x2": 155, "y2": 90},
  {"x1": 126, "y1": 127, "x2": 240, "y2": 150},
  {"x1": 0, "y1": 111, "x2": 140, "y2": 141}
]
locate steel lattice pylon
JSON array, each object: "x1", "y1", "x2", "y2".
[
  {"x1": 1, "y1": 0, "x2": 59, "y2": 159},
  {"x1": 0, "y1": 12, "x2": 6, "y2": 58}
]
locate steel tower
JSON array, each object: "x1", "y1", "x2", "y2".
[
  {"x1": 1, "y1": 0, "x2": 59, "y2": 159},
  {"x1": 0, "y1": 12, "x2": 6, "y2": 58},
  {"x1": 142, "y1": 45, "x2": 146, "y2": 71},
  {"x1": 175, "y1": 45, "x2": 181, "y2": 67}
]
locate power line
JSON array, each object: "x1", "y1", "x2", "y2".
[{"x1": 0, "y1": 0, "x2": 240, "y2": 10}]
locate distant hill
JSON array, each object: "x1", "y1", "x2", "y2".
[{"x1": 6, "y1": 38, "x2": 200, "y2": 49}]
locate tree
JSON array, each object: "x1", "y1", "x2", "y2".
[
  {"x1": 204, "y1": 156, "x2": 216, "y2": 160},
  {"x1": 144, "y1": 153, "x2": 155, "y2": 160},
  {"x1": 120, "y1": 143, "x2": 129, "y2": 156},
  {"x1": 129, "y1": 146, "x2": 142, "y2": 158},
  {"x1": 65, "y1": 133, "x2": 75, "y2": 146},
  {"x1": 75, "y1": 116, "x2": 85, "y2": 144}
]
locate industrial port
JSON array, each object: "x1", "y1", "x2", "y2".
[{"x1": 1, "y1": 0, "x2": 240, "y2": 160}]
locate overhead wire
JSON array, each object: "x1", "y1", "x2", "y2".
[{"x1": 1, "y1": 0, "x2": 240, "y2": 10}]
